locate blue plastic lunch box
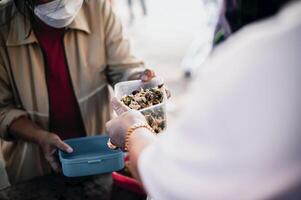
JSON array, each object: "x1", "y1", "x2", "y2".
[{"x1": 59, "y1": 135, "x2": 124, "y2": 177}]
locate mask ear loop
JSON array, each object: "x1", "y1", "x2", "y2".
[{"x1": 24, "y1": 0, "x2": 63, "y2": 38}]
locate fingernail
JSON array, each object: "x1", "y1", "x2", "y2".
[
  {"x1": 67, "y1": 147, "x2": 73, "y2": 153},
  {"x1": 141, "y1": 75, "x2": 148, "y2": 81}
]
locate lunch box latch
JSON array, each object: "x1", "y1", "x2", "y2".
[{"x1": 88, "y1": 159, "x2": 102, "y2": 164}]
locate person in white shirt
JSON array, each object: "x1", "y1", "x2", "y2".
[{"x1": 106, "y1": 1, "x2": 301, "y2": 199}]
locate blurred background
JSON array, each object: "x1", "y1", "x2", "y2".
[{"x1": 111, "y1": 0, "x2": 214, "y2": 120}]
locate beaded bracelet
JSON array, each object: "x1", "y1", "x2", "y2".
[{"x1": 124, "y1": 123, "x2": 155, "y2": 151}]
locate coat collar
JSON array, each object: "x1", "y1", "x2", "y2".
[{"x1": 6, "y1": 2, "x2": 91, "y2": 47}]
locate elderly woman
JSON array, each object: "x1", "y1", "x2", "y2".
[{"x1": 0, "y1": 0, "x2": 155, "y2": 185}]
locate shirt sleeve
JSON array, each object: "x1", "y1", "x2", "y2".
[
  {"x1": 101, "y1": 0, "x2": 145, "y2": 86},
  {"x1": 137, "y1": 7, "x2": 301, "y2": 200},
  {"x1": 0, "y1": 62, "x2": 28, "y2": 141},
  {"x1": 0, "y1": 149, "x2": 10, "y2": 190}
]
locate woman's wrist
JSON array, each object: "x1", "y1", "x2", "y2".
[
  {"x1": 124, "y1": 123, "x2": 155, "y2": 151},
  {"x1": 127, "y1": 125, "x2": 157, "y2": 154},
  {"x1": 130, "y1": 128, "x2": 156, "y2": 149},
  {"x1": 8, "y1": 116, "x2": 48, "y2": 145},
  {"x1": 35, "y1": 130, "x2": 49, "y2": 146},
  {"x1": 126, "y1": 126, "x2": 157, "y2": 180}
]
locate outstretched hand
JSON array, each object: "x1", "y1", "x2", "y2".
[{"x1": 106, "y1": 98, "x2": 147, "y2": 150}]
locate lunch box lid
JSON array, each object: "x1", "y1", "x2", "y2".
[{"x1": 59, "y1": 135, "x2": 124, "y2": 165}]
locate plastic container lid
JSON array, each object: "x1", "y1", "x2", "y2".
[{"x1": 59, "y1": 135, "x2": 124, "y2": 177}]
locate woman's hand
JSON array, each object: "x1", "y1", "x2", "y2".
[
  {"x1": 140, "y1": 69, "x2": 156, "y2": 82},
  {"x1": 8, "y1": 117, "x2": 73, "y2": 173},
  {"x1": 37, "y1": 132, "x2": 73, "y2": 173},
  {"x1": 106, "y1": 98, "x2": 157, "y2": 180},
  {"x1": 106, "y1": 98, "x2": 147, "y2": 150},
  {"x1": 140, "y1": 69, "x2": 171, "y2": 98}
]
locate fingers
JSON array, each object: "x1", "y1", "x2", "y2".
[
  {"x1": 163, "y1": 85, "x2": 171, "y2": 99},
  {"x1": 107, "y1": 138, "x2": 118, "y2": 150},
  {"x1": 111, "y1": 97, "x2": 130, "y2": 116},
  {"x1": 105, "y1": 119, "x2": 119, "y2": 143},
  {"x1": 45, "y1": 155, "x2": 61, "y2": 173},
  {"x1": 105, "y1": 119, "x2": 114, "y2": 136},
  {"x1": 53, "y1": 137, "x2": 73, "y2": 153},
  {"x1": 105, "y1": 119, "x2": 124, "y2": 149},
  {"x1": 166, "y1": 89, "x2": 171, "y2": 99},
  {"x1": 141, "y1": 69, "x2": 155, "y2": 82}
]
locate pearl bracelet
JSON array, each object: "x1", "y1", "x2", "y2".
[{"x1": 124, "y1": 123, "x2": 155, "y2": 151}]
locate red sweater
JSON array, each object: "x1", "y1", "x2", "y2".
[{"x1": 33, "y1": 21, "x2": 85, "y2": 140}]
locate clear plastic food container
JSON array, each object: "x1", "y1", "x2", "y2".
[{"x1": 114, "y1": 77, "x2": 167, "y2": 133}]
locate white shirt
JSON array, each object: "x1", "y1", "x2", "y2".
[{"x1": 138, "y1": 2, "x2": 301, "y2": 200}]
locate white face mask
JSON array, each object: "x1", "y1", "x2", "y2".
[{"x1": 34, "y1": 0, "x2": 84, "y2": 28}]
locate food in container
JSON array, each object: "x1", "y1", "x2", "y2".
[{"x1": 115, "y1": 77, "x2": 167, "y2": 133}]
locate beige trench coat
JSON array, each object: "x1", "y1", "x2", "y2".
[{"x1": 0, "y1": 0, "x2": 144, "y2": 184}]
